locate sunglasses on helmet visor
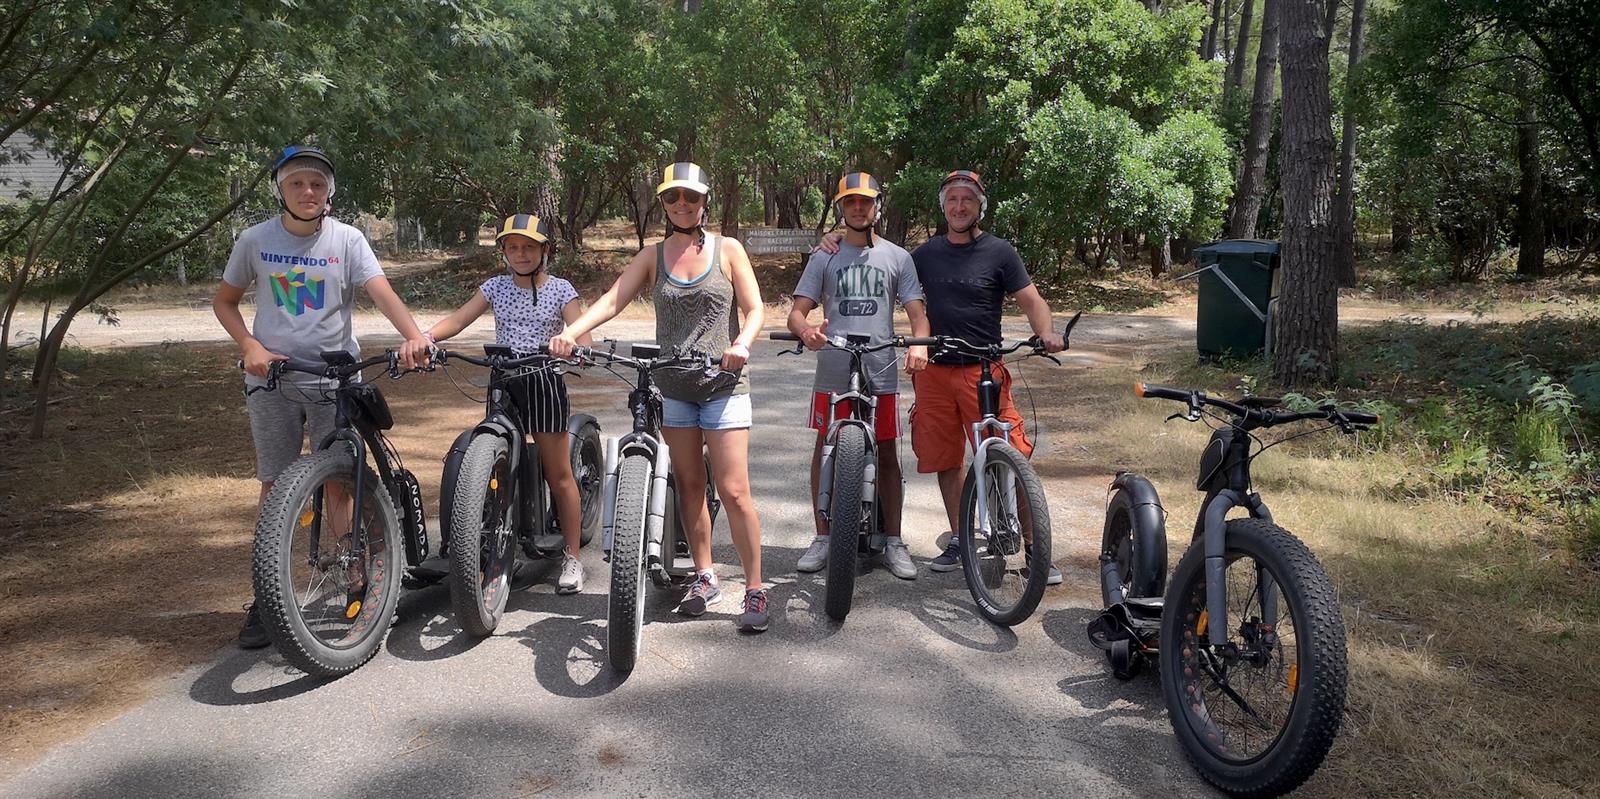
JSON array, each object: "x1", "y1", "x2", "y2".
[{"x1": 659, "y1": 188, "x2": 705, "y2": 205}]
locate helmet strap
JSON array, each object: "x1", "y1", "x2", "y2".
[{"x1": 278, "y1": 197, "x2": 328, "y2": 224}]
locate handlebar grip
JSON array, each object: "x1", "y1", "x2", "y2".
[
  {"x1": 769, "y1": 332, "x2": 800, "y2": 341},
  {"x1": 901, "y1": 336, "x2": 939, "y2": 347},
  {"x1": 1344, "y1": 410, "x2": 1381, "y2": 425},
  {"x1": 1134, "y1": 382, "x2": 1191, "y2": 402}
]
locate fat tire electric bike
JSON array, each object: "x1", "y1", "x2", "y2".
[
  {"x1": 1088, "y1": 383, "x2": 1378, "y2": 797},
  {"x1": 586, "y1": 342, "x2": 723, "y2": 673},
  {"x1": 434, "y1": 345, "x2": 603, "y2": 636},
  {"x1": 245, "y1": 351, "x2": 431, "y2": 678}
]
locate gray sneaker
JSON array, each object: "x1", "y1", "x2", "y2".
[
  {"x1": 1024, "y1": 544, "x2": 1064, "y2": 586},
  {"x1": 678, "y1": 571, "x2": 722, "y2": 616},
  {"x1": 558, "y1": 553, "x2": 584, "y2": 594},
  {"x1": 796, "y1": 535, "x2": 829, "y2": 573},
  {"x1": 882, "y1": 539, "x2": 917, "y2": 580},
  {"x1": 735, "y1": 588, "x2": 770, "y2": 633}
]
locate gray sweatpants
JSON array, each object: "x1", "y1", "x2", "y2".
[{"x1": 245, "y1": 380, "x2": 338, "y2": 481}]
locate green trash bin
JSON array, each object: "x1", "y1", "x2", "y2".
[{"x1": 1185, "y1": 239, "x2": 1281, "y2": 358}]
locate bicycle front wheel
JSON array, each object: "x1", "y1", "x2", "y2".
[
  {"x1": 448, "y1": 434, "x2": 516, "y2": 637},
  {"x1": 1159, "y1": 518, "x2": 1347, "y2": 797},
  {"x1": 607, "y1": 453, "x2": 652, "y2": 673},
  {"x1": 824, "y1": 424, "x2": 867, "y2": 621},
  {"x1": 252, "y1": 448, "x2": 404, "y2": 678},
  {"x1": 957, "y1": 442, "x2": 1050, "y2": 626}
]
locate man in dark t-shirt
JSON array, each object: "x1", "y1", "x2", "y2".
[{"x1": 910, "y1": 171, "x2": 1065, "y2": 577}]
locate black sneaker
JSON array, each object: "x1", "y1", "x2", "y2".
[
  {"x1": 928, "y1": 541, "x2": 963, "y2": 573},
  {"x1": 238, "y1": 603, "x2": 270, "y2": 649},
  {"x1": 736, "y1": 588, "x2": 770, "y2": 633}
]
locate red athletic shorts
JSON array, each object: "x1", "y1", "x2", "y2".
[
  {"x1": 810, "y1": 391, "x2": 901, "y2": 442},
  {"x1": 909, "y1": 362, "x2": 1032, "y2": 473}
]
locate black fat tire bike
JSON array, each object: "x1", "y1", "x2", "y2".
[
  {"x1": 1087, "y1": 383, "x2": 1379, "y2": 797},
  {"x1": 586, "y1": 342, "x2": 722, "y2": 674},
  {"x1": 246, "y1": 351, "x2": 431, "y2": 678},
  {"x1": 434, "y1": 345, "x2": 603, "y2": 637}
]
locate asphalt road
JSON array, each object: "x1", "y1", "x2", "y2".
[{"x1": 1, "y1": 315, "x2": 1214, "y2": 799}]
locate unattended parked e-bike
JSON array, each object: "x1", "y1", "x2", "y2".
[{"x1": 1087, "y1": 384, "x2": 1378, "y2": 797}]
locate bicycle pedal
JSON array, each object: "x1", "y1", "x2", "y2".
[{"x1": 531, "y1": 533, "x2": 565, "y2": 554}]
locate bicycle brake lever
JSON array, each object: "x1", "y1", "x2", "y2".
[
  {"x1": 1164, "y1": 411, "x2": 1189, "y2": 424},
  {"x1": 1040, "y1": 351, "x2": 1062, "y2": 365}
]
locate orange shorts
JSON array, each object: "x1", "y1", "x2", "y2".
[
  {"x1": 810, "y1": 392, "x2": 901, "y2": 442},
  {"x1": 909, "y1": 362, "x2": 1033, "y2": 473}
]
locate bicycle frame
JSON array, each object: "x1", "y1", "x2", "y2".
[
  {"x1": 814, "y1": 343, "x2": 879, "y2": 538},
  {"x1": 1191, "y1": 432, "x2": 1279, "y2": 648},
  {"x1": 968, "y1": 357, "x2": 1019, "y2": 544},
  {"x1": 596, "y1": 344, "x2": 685, "y2": 585},
  {"x1": 268, "y1": 353, "x2": 426, "y2": 571}
]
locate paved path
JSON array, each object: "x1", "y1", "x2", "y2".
[{"x1": 2, "y1": 314, "x2": 1214, "y2": 799}]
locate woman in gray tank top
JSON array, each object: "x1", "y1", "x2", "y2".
[{"x1": 550, "y1": 161, "x2": 771, "y2": 633}]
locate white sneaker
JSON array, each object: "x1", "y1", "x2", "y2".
[
  {"x1": 797, "y1": 535, "x2": 829, "y2": 573},
  {"x1": 882, "y1": 539, "x2": 917, "y2": 580},
  {"x1": 558, "y1": 554, "x2": 584, "y2": 594}
]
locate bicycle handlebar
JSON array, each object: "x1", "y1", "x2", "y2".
[
  {"x1": 1134, "y1": 382, "x2": 1381, "y2": 431},
  {"x1": 436, "y1": 345, "x2": 581, "y2": 370},
  {"x1": 768, "y1": 330, "x2": 916, "y2": 356},
  {"x1": 238, "y1": 351, "x2": 411, "y2": 395}
]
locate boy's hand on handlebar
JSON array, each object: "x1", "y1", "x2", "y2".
[
  {"x1": 800, "y1": 320, "x2": 828, "y2": 351},
  {"x1": 548, "y1": 332, "x2": 579, "y2": 360},
  {"x1": 398, "y1": 336, "x2": 432, "y2": 370},
  {"x1": 905, "y1": 344, "x2": 929, "y2": 374},
  {"x1": 721, "y1": 342, "x2": 750, "y2": 372},
  {"x1": 1038, "y1": 331, "x2": 1065, "y2": 353},
  {"x1": 241, "y1": 341, "x2": 288, "y2": 377}
]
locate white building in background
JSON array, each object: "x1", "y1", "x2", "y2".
[{"x1": 0, "y1": 133, "x2": 68, "y2": 202}]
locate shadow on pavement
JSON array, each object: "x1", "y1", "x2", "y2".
[{"x1": 187, "y1": 648, "x2": 328, "y2": 707}]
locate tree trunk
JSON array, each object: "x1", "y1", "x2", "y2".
[
  {"x1": 1516, "y1": 81, "x2": 1545, "y2": 277},
  {"x1": 1228, "y1": 0, "x2": 1281, "y2": 239},
  {"x1": 1223, "y1": 0, "x2": 1234, "y2": 66},
  {"x1": 776, "y1": 187, "x2": 803, "y2": 228},
  {"x1": 1202, "y1": 0, "x2": 1223, "y2": 61},
  {"x1": 719, "y1": 170, "x2": 741, "y2": 240},
  {"x1": 1272, "y1": 0, "x2": 1339, "y2": 388},
  {"x1": 1391, "y1": 202, "x2": 1413, "y2": 254},
  {"x1": 1227, "y1": 0, "x2": 1257, "y2": 103},
  {"x1": 1331, "y1": 0, "x2": 1365, "y2": 287},
  {"x1": 1150, "y1": 238, "x2": 1172, "y2": 279}
]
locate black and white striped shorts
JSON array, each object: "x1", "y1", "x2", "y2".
[{"x1": 502, "y1": 366, "x2": 570, "y2": 434}]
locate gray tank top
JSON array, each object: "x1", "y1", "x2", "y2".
[{"x1": 652, "y1": 234, "x2": 749, "y2": 401}]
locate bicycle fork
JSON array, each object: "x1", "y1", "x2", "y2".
[
  {"x1": 1200, "y1": 489, "x2": 1278, "y2": 648},
  {"x1": 969, "y1": 426, "x2": 1019, "y2": 540}
]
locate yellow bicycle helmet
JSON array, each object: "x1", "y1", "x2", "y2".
[
  {"x1": 496, "y1": 213, "x2": 552, "y2": 245},
  {"x1": 495, "y1": 213, "x2": 554, "y2": 275},
  {"x1": 655, "y1": 161, "x2": 712, "y2": 196},
  {"x1": 832, "y1": 171, "x2": 883, "y2": 232}
]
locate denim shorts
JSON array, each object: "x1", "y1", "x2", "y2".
[{"x1": 662, "y1": 392, "x2": 752, "y2": 430}]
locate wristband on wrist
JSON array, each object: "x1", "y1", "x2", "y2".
[
  {"x1": 730, "y1": 342, "x2": 750, "y2": 356},
  {"x1": 422, "y1": 331, "x2": 437, "y2": 344}
]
